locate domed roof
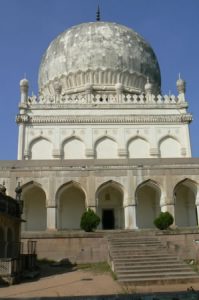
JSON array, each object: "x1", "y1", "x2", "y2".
[{"x1": 38, "y1": 22, "x2": 161, "y2": 96}]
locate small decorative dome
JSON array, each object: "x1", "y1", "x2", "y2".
[
  {"x1": 38, "y1": 22, "x2": 161, "y2": 97},
  {"x1": 20, "y1": 78, "x2": 29, "y2": 87}
]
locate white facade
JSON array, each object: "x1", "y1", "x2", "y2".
[
  {"x1": 12, "y1": 21, "x2": 197, "y2": 232},
  {"x1": 17, "y1": 90, "x2": 192, "y2": 161}
]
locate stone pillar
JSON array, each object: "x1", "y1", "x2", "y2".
[
  {"x1": 47, "y1": 206, "x2": 57, "y2": 231},
  {"x1": 17, "y1": 123, "x2": 25, "y2": 160},
  {"x1": 124, "y1": 205, "x2": 137, "y2": 229},
  {"x1": 195, "y1": 196, "x2": 199, "y2": 225},
  {"x1": 85, "y1": 84, "x2": 93, "y2": 103},
  {"x1": 115, "y1": 83, "x2": 123, "y2": 103}
]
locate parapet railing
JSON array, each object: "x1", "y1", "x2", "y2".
[{"x1": 25, "y1": 92, "x2": 186, "y2": 106}]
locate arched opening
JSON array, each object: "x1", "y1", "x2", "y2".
[
  {"x1": 96, "y1": 181, "x2": 124, "y2": 229},
  {"x1": 0, "y1": 227, "x2": 5, "y2": 257},
  {"x1": 159, "y1": 136, "x2": 181, "y2": 157},
  {"x1": 30, "y1": 138, "x2": 53, "y2": 159},
  {"x1": 95, "y1": 137, "x2": 118, "y2": 159},
  {"x1": 128, "y1": 137, "x2": 150, "y2": 158},
  {"x1": 22, "y1": 183, "x2": 47, "y2": 231},
  {"x1": 174, "y1": 179, "x2": 197, "y2": 227},
  {"x1": 57, "y1": 182, "x2": 86, "y2": 229},
  {"x1": 63, "y1": 137, "x2": 86, "y2": 159},
  {"x1": 136, "y1": 180, "x2": 161, "y2": 228}
]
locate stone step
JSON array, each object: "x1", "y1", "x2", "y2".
[
  {"x1": 115, "y1": 263, "x2": 192, "y2": 271},
  {"x1": 110, "y1": 244, "x2": 162, "y2": 248},
  {"x1": 116, "y1": 266, "x2": 195, "y2": 275},
  {"x1": 111, "y1": 250, "x2": 172, "y2": 256},
  {"x1": 110, "y1": 242, "x2": 162, "y2": 246},
  {"x1": 109, "y1": 238, "x2": 159, "y2": 243},
  {"x1": 110, "y1": 247, "x2": 165, "y2": 253},
  {"x1": 114, "y1": 260, "x2": 182, "y2": 267},
  {"x1": 108, "y1": 232, "x2": 199, "y2": 286},
  {"x1": 117, "y1": 271, "x2": 199, "y2": 280}
]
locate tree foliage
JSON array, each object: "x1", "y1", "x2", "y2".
[
  {"x1": 80, "y1": 208, "x2": 100, "y2": 232},
  {"x1": 154, "y1": 212, "x2": 174, "y2": 230}
]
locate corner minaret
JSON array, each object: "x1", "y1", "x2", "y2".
[{"x1": 20, "y1": 78, "x2": 29, "y2": 103}]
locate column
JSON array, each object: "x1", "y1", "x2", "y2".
[
  {"x1": 195, "y1": 195, "x2": 199, "y2": 225},
  {"x1": 124, "y1": 205, "x2": 137, "y2": 229},
  {"x1": 47, "y1": 206, "x2": 57, "y2": 230}
]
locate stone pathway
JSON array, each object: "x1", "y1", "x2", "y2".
[{"x1": 0, "y1": 268, "x2": 199, "y2": 299}]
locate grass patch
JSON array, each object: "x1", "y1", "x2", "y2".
[{"x1": 77, "y1": 261, "x2": 117, "y2": 279}]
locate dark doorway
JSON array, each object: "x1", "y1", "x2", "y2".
[{"x1": 102, "y1": 209, "x2": 115, "y2": 229}]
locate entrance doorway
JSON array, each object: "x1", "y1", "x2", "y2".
[{"x1": 102, "y1": 209, "x2": 114, "y2": 229}]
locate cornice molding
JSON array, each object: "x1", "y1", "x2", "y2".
[{"x1": 16, "y1": 114, "x2": 192, "y2": 125}]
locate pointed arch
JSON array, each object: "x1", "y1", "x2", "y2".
[
  {"x1": 135, "y1": 179, "x2": 161, "y2": 228},
  {"x1": 95, "y1": 136, "x2": 118, "y2": 159},
  {"x1": 29, "y1": 136, "x2": 53, "y2": 159},
  {"x1": 21, "y1": 181, "x2": 47, "y2": 231},
  {"x1": 159, "y1": 135, "x2": 181, "y2": 158},
  {"x1": 96, "y1": 180, "x2": 124, "y2": 229},
  {"x1": 174, "y1": 178, "x2": 198, "y2": 227},
  {"x1": 56, "y1": 181, "x2": 86, "y2": 230},
  {"x1": 62, "y1": 136, "x2": 86, "y2": 159},
  {"x1": 127, "y1": 136, "x2": 150, "y2": 158}
]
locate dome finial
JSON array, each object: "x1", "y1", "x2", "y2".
[{"x1": 96, "y1": 5, "x2": 101, "y2": 21}]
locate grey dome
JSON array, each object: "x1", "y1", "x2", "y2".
[{"x1": 38, "y1": 22, "x2": 161, "y2": 96}]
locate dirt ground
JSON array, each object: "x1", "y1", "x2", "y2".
[{"x1": 1, "y1": 264, "x2": 199, "y2": 299}]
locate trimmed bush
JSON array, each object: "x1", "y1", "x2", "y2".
[
  {"x1": 80, "y1": 208, "x2": 100, "y2": 232},
  {"x1": 154, "y1": 211, "x2": 174, "y2": 230}
]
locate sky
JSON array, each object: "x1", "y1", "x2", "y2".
[{"x1": 0, "y1": 0, "x2": 198, "y2": 159}]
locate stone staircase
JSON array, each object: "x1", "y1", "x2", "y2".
[{"x1": 107, "y1": 232, "x2": 199, "y2": 285}]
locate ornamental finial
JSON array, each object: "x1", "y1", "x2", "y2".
[
  {"x1": 176, "y1": 73, "x2": 186, "y2": 94},
  {"x1": 96, "y1": 5, "x2": 101, "y2": 21}
]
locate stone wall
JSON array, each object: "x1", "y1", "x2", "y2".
[
  {"x1": 21, "y1": 232, "x2": 108, "y2": 263},
  {"x1": 22, "y1": 230, "x2": 199, "y2": 264},
  {"x1": 157, "y1": 230, "x2": 199, "y2": 261}
]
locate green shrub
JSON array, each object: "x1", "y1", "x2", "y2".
[
  {"x1": 154, "y1": 212, "x2": 174, "y2": 230},
  {"x1": 80, "y1": 208, "x2": 100, "y2": 232}
]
